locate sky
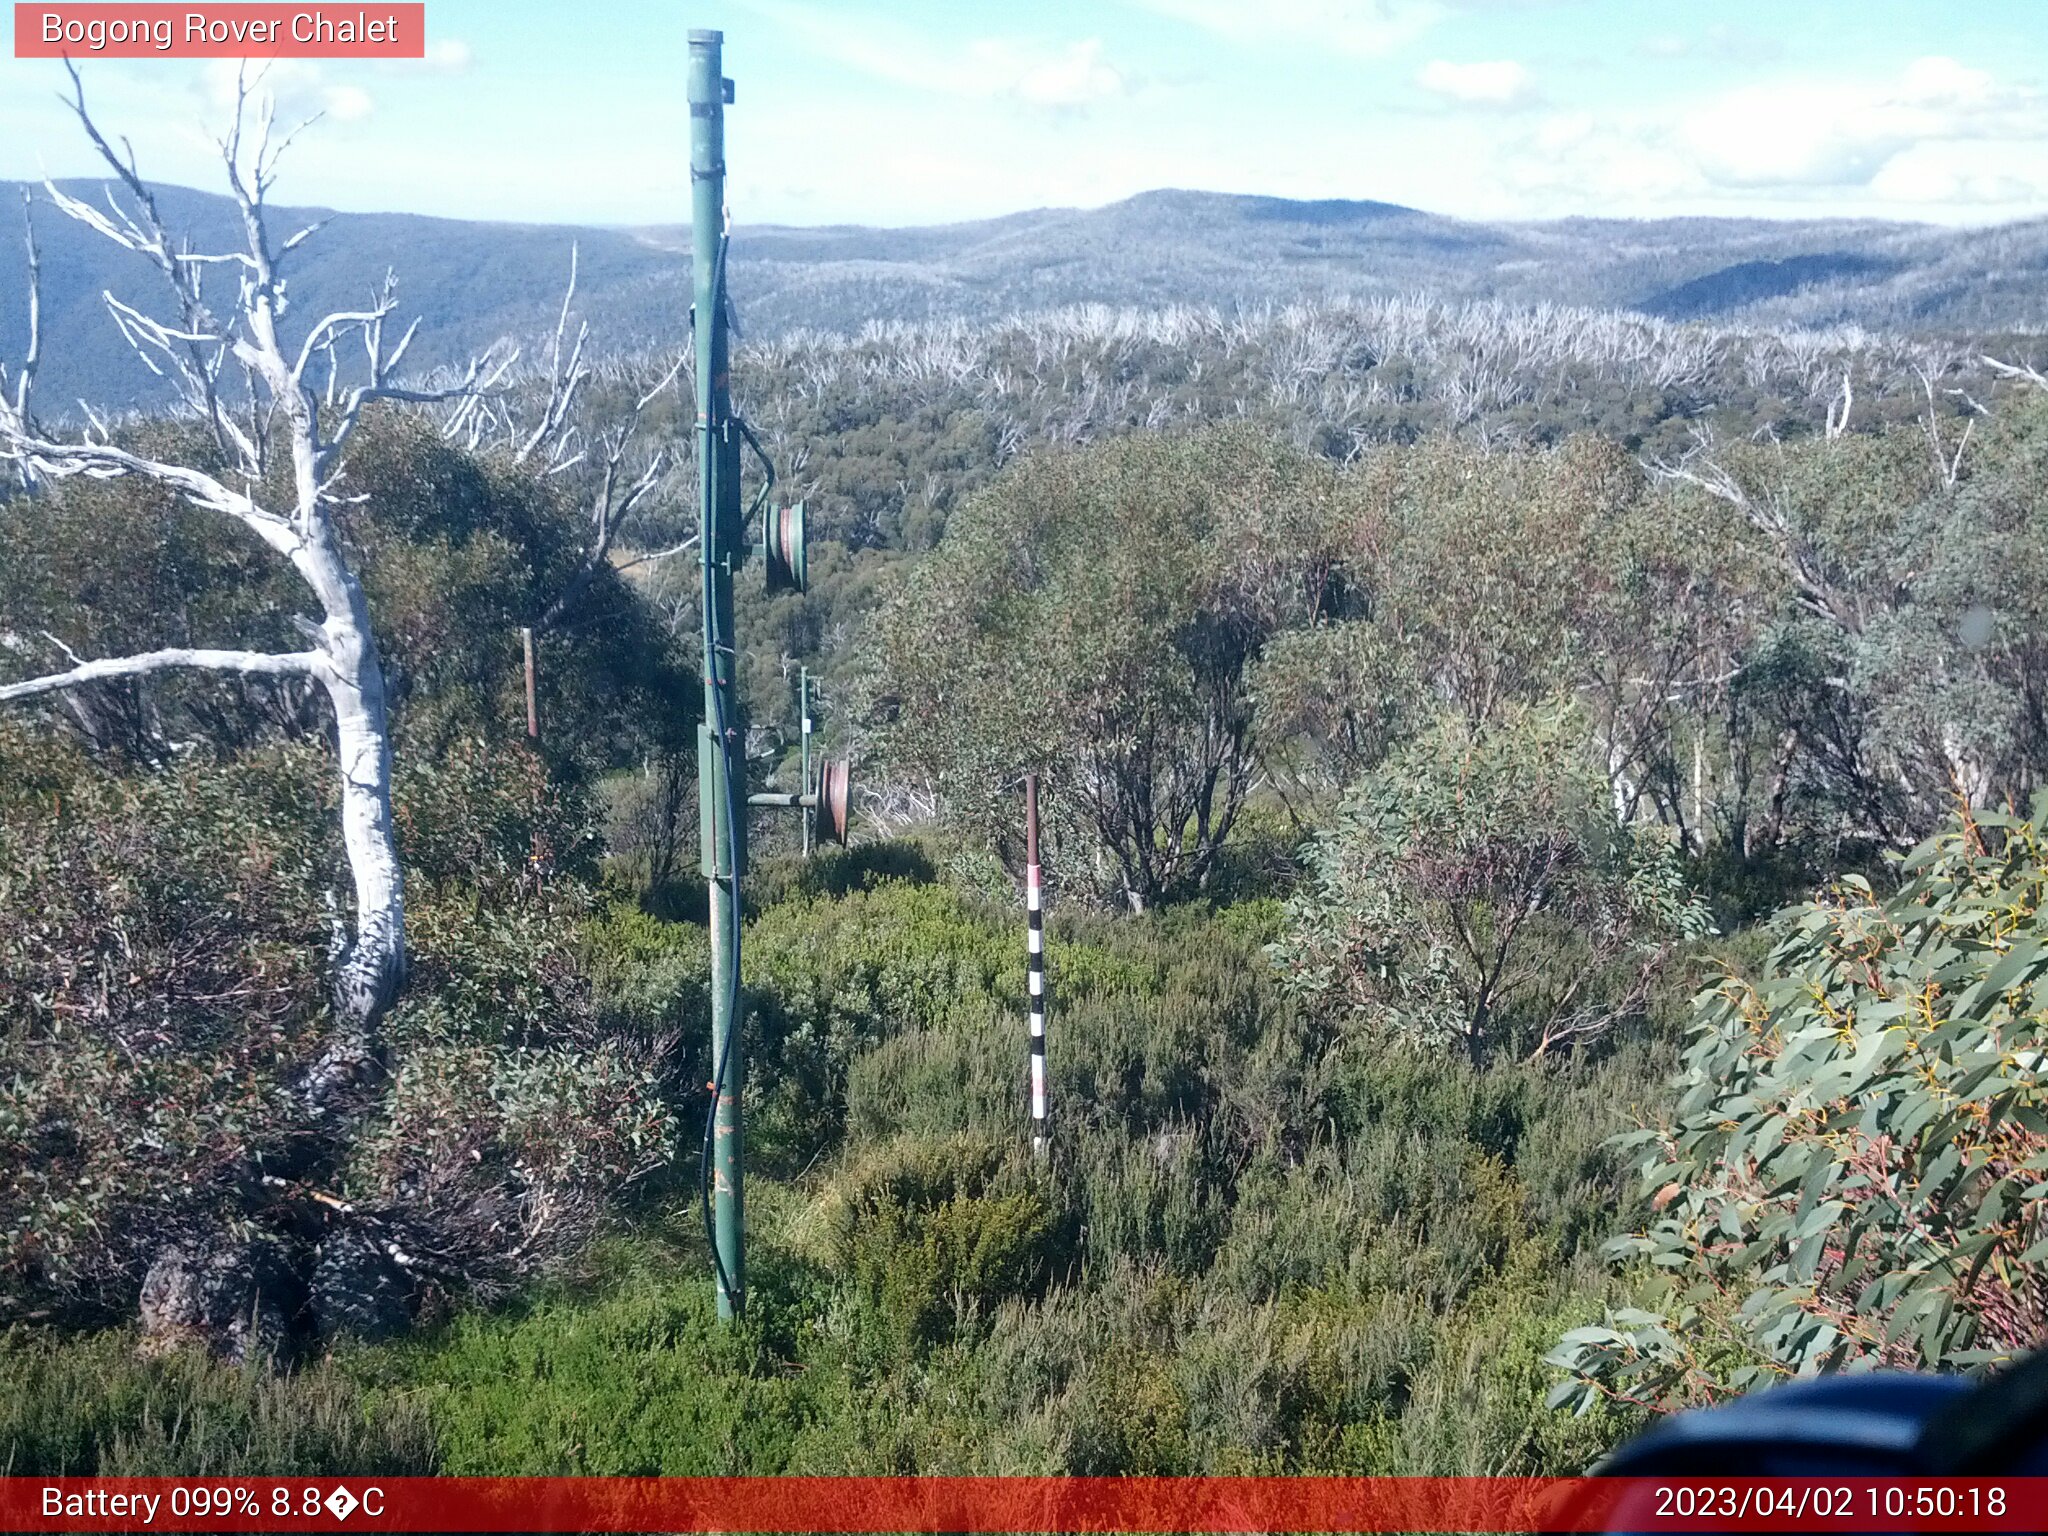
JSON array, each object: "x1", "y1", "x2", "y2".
[{"x1": 2, "y1": 0, "x2": 2045, "y2": 230}]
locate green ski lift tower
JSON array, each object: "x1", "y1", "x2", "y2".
[{"x1": 689, "y1": 29, "x2": 850, "y2": 1321}]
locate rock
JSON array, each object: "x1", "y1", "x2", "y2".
[
  {"x1": 309, "y1": 1227, "x2": 413, "y2": 1343},
  {"x1": 138, "y1": 1237, "x2": 296, "y2": 1364}
]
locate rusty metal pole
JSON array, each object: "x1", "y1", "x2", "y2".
[
  {"x1": 1025, "y1": 773, "x2": 1048, "y2": 1157},
  {"x1": 520, "y1": 626, "x2": 538, "y2": 741}
]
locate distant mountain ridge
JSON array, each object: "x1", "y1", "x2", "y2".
[{"x1": 3, "y1": 180, "x2": 2044, "y2": 413}]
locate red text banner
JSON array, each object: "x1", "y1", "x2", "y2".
[
  {"x1": 4, "y1": 1476, "x2": 2048, "y2": 1533},
  {"x1": 14, "y1": 5, "x2": 425, "y2": 58}
]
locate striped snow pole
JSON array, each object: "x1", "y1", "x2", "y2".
[
  {"x1": 1025, "y1": 772, "x2": 1048, "y2": 1157},
  {"x1": 799, "y1": 666, "x2": 813, "y2": 858}
]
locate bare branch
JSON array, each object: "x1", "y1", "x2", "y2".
[
  {"x1": 636, "y1": 350, "x2": 687, "y2": 412},
  {"x1": 47, "y1": 64, "x2": 251, "y2": 460},
  {"x1": 0, "y1": 646, "x2": 320, "y2": 702},
  {"x1": 1917, "y1": 365, "x2": 1972, "y2": 491},
  {"x1": 291, "y1": 298, "x2": 399, "y2": 387},
  {"x1": 14, "y1": 190, "x2": 38, "y2": 418},
  {"x1": 612, "y1": 534, "x2": 701, "y2": 573},
  {"x1": 58, "y1": 60, "x2": 171, "y2": 249},
  {"x1": 258, "y1": 108, "x2": 325, "y2": 194},
  {"x1": 378, "y1": 313, "x2": 423, "y2": 380},
  {"x1": 528, "y1": 340, "x2": 686, "y2": 632},
  {"x1": 1982, "y1": 355, "x2": 2048, "y2": 393},
  {"x1": 0, "y1": 428, "x2": 300, "y2": 555},
  {"x1": 0, "y1": 192, "x2": 41, "y2": 486},
  {"x1": 279, "y1": 217, "x2": 328, "y2": 255},
  {"x1": 510, "y1": 247, "x2": 593, "y2": 466},
  {"x1": 438, "y1": 342, "x2": 519, "y2": 446},
  {"x1": 1824, "y1": 371, "x2": 1852, "y2": 440},
  {"x1": 314, "y1": 276, "x2": 476, "y2": 470},
  {"x1": 536, "y1": 441, "x2": 671, "y2": 632},
  {"x1": 1645, "y1": 430, "x2": 1857, "y2": 634}
]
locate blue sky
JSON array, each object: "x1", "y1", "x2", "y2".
[{"x1": 3, "y1": 0, "x2": 2045, "y2": 228}]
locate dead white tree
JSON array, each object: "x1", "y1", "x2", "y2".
[
  {"x1": 1983, "y1": 354, "x2": 2048, "y2": 394},
  {"x1": 527, "y1": 350, "x2": 687, "y2": 633},
  {"x1": 0, "y1": 66, "x2": 485, "y2": 1086},
  {"x1": 0, "y1": 191, "x2": 40, "y2": 489},
  {"x1": 438, "y1": 247, "x2": 690, "y2": 634},
  {"x1": 1648, "y1": 426, "x2": 1861, "y2": 636}
]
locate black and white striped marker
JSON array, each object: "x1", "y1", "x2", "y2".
[{"x1": 1025, "y1": 773, "x2": 1048, "y2": 1157}]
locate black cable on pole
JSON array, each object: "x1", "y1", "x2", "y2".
[
  {"x1": 699, "y1": 655, "x2": 742, "y2": 1312},
  {"x1": 697, "y1": 227, "x2": 761, "y2": 1318}
]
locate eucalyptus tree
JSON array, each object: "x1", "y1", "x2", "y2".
[
  {"x1": 1651, "y1": 395, "x2": 2048, "y2": 845},
  {"x1": 1271, "y1": 704, "x2": 1710, "y2": 1067},
  {"x1": 872, "y1": 427, "x2": 1343, "y2": 911}
]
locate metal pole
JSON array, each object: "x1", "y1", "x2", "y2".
[
  {"x1": 800, "y1": 666, "x2": 813, "y2": 858},
  {"x1": 690, "y1": 28, "x2": 744, "y2": 1321},
  {"x1": 520, "y1": 626, "x2": 538, "y2": 741},
  {"x1": 1025, "y1": 774, "x2": 1048, "y2": 1157}
]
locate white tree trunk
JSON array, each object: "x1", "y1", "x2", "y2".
[{"x1": 323, "y1": 617, "x2": 406, "y2": 1027}]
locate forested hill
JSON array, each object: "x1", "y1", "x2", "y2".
[{"x1": 6, "y1": 178, "x2": 2048, "y2": 411}]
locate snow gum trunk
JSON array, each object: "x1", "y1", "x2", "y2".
[{"x1": 293, "y1": 524, "x2": 407, "y2": 1034}]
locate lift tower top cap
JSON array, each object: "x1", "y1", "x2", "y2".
[{"x1": 687, "y1": 33, "x2": 734, "y2": 106}]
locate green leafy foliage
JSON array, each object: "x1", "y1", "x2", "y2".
[
  {"x1": 20, "y1": 317, "x2": 2048, "y2": 1481},
  {"x1": 7, "y1": 823, "x2": 1654, "y2": 1474},
  {"x1": 1273, "y1": 707, "x2": 1710, "y2": 1065},
  {"x1": 0, "y1": 411, "x2": 695, "y2": 780},
  {"x1": 871, "y1": 427, "x2": 1343, "y2": 910},
  {"x1": 1553, "y1": 795, "x2": 2048, "y2": 1413},
  {"x1": 0, "y1": 414, "x2": 694, "y2": 1335},
  {"x1": 0, "y1": 721, "x2": 680, "y2": 1325},
  {"x1": 0, "y1": 727, "x2": 330, "y2": 1306}
]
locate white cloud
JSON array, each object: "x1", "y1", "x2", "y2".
[
  {"x1": 1487, "y1": 55, "x2": 2048, "y2": 218},
  {"x1": 1683, "y1": 82, "x2": 1909, "y2": 187},
  {"x1": 1416, "y1": 58, "x2": 1533, "y2": 106},
  {"x1": 1131, "y1": 0, "x2": 1443, "y2": 59},
  {"x1": 753, "y1": 2, "x2": 1127, "y2": 108},
  {"x1": 1635, "y1": 25, "x2": 1782, "y2": 63},
  {"x1": 1502, "y1": 111, "x2": 1695, "y2": 203},
  {"x1": 1872, "y1": 140, "x2": 2048, "y2": 206},
  {"x1": 200, "y1": 59, "x2": 375, "y2": 127},
  {"x1": 323, "y1": 84, "x2": 374, "y2": 122},
  {"x1": 1008, "y1": 39, "x2": 1124, "y2": 108},
  {"x1": 1681, "y1": 55, "x2": 2035, "y2": 191}
]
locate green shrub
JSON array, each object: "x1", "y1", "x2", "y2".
[
  {"x1": 1273, "y1": 705, "x2": 1710, "y2": 1066},
  {"x1": 0, "y1": 723, "x2": 679, "y2": 1330},
  {"x1": 1064, "y1": 1127, "x2": 1226, "y2": 1280},
  {"x1": 0, "y1": 1328, "x2": 434, "y2": 1476},
  {"x1": 793, "y1": 1137, "x2": 1062, "y2": 1364},
  {"x1": 844, "y1": 1018, "x2": 1019, "y2": 1144},
  {"x1": 870, "y1": 428, "x2": 1345, "y2": 911},
  {"x1": 1067, "y1": 1340, "x2": 1192, "y2": 1474},
  {"x1": 3, "y1": 813, "x2": 1675, "y2": 1480},
  {"x1": 346, "y1": 1238, "x2": 829, "y2": 1475},
  {"x1": 0, "y1": 730, "x2": 331, "y2": 1308},
  {"x1": 1553, "y1": 795, "x2": 2048, "y2": 1414}
]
